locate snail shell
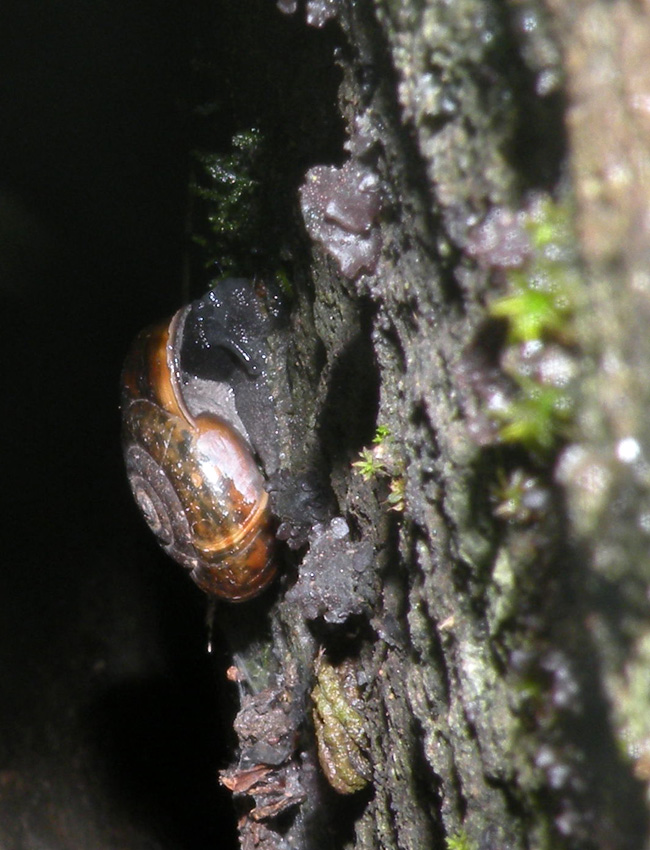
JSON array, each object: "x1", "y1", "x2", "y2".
[{"x1": 121, "y1": 299, "x2": 276, "y2": 602}]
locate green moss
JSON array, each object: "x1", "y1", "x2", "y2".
[
  {"x1": 352, "y1": 447, "x2": 389, "y2": 480},
  {"x1": 488, "y1": 197, "x2": 578, "y2": 346},
  {"x1": 487, "y1": 196, "x2": 580, "y2": 455},
  {"x1": 495, "y1": 379, "x2": 573, "y2": 451},
  {"x1": 492, "y1": 469, "x2": 543, "y2": 524},
  {"x1": 490, "y1": 281, "x2": 572, "y2": 345},
  {"x1": 373, "y1": 424, "x2": 391, "y2": 444},
  {"x1": 527, "y1": 194, "x2": 572, "y2": 250},
  {"x1": 352, "y1": 426, "x2": 395, "y2": 479},
  {"x1": 191, "y1": 128, "x2": 264, "y2": 276},
  {"x1": 445, "y1": 830, "x2": 475, "y2": 850},
  {"x1": 352, "y1": 426, "x2": 405, "y2": 510}
]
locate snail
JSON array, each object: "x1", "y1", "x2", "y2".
[{"x1": 121, "y1": 279, "x2": 278, "y2": 602}]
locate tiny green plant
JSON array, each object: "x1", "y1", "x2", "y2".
[
  {"x1": 352, "y1": 426, "x2": 393, "y2": 480},
  {"x1": 486, "y1": 195, "x2": 580, "y2": 455},
  {"x1": 445, "y1": 830, "x2": 474, "y2": 850},
  {"x1": 490, "y1": 277, "x2": 573, "y2": 345},
  {"x1": 352, "y1": 426, "x2": 405, "y2": 510},
  {"x1": 494, "y1": 379, "x2": 573, "y2": 452},
  {"x1": 352, "y1": 448, "x2": 388, "y2": 481},
  {"x1": 373, "y1": 424, "x2": 391, "y2": 444},
  {"x1": 191, "y1": 128, "x2": 264, "y2": 275}
]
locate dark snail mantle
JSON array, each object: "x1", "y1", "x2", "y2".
[{"x1": 121, "y1": 280, "x2": 278, "y2": 602}]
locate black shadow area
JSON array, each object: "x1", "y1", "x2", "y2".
[
  {"x1": 0, "y1": 1, "x2": 344, "y2": 846},
  {"x1": 0, "y1": 1, "x2": 230, "y2": 847}
]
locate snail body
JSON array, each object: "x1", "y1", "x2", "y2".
[{"x1": 121, "y1": 281, "x2": 277, "y2": 602}]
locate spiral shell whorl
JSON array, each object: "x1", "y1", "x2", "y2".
[
  {"x1": 121, "y1": 308, "x2": 276, "y2": 602},
  {"x1": 125, "y1": 442, "x2": 199, "y2": 569}
]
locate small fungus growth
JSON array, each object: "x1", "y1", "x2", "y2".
[
  {"x1": 285, "y1": 518, "x2": 377, "y2": 625},
  {"x1": 299, "y1": 160, "x2": 382, "y2": 279}
]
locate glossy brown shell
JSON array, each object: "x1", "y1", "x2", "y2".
[{"x1": 121, "y1": 316, "x2": 276, "y2": 602}]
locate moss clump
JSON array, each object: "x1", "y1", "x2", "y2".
[
  {"x1": 492, "y1": 376, "x2": 573, "y2": 452},
  {"x1": 352, "y1": 426, "x2": 405, "y2": 511},
  {"x1": 488, "y1": 196, "x2": 580, "y2": 455},
  {"x1": 445, "y1": 830, "x2": 475, "y2": 850},
  {"x1": 191, "y1": 128, "x2": 264, "y2": 276}
]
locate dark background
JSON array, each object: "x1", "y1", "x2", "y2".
[
  {"x1": 0, "y1": 2, "x2": 234, "y2": 847},
  {"x1": 0, "y1": 1, "x2": 341, "y2": 847}
]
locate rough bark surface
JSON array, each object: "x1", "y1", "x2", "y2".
[
  {"x1": 3, "y1": 0, "x2": 650, "y2": 847},
  {"x1": 206, "y1": 1, "x2": 650, "y2": 849}
]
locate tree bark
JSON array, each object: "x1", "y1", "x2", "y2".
[{"x1": 200, "y1": 1, "x2": 650, "y2": 848}]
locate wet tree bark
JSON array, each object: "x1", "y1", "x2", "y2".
[{"x1": 207, "y1": 1, "x2": 650, "y2": 849}]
